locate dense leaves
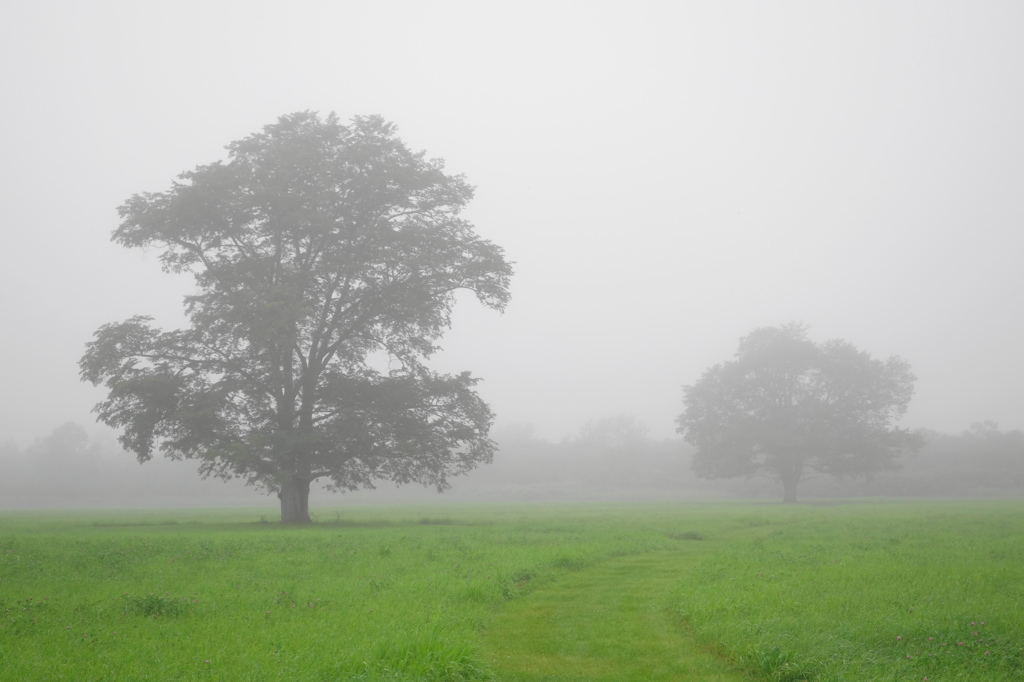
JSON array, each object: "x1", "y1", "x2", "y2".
[
  {"x1": 80, "y1": 112, "x2": 512, "y2": 521},
  {"x1": 676, "y1": 323, "x2": 922, "y2": 502}
]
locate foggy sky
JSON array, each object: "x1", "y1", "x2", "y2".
[{"x1": 2, "y1": 1, "x2": 1023, "y2": 448}]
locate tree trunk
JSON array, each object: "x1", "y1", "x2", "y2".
[
  {"x1": 776, "y1": 453, "x2": 805, "y2": 504},
  {"x1": 278, "y1": 475, "x2": 312, "y2": 523}
]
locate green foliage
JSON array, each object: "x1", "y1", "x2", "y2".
[
  {"x1": 744, "y1": 645, "x2": 816, "y2": 682},
  {"x1": 499, "y1": 569, "x2": 537, "y2": 600}
]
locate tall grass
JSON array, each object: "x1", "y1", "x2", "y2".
[
  {"x1": 2, "y1": 501, "x2": 1022, "y2": 680},
  {"x1": 672, "y1": 501, "x2": 1024, "y2": 681},
  {"x1": 0, "y1": 504, "x2": 707, "y2": 681}
]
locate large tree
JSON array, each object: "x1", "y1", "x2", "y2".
[
  {"x1": 676, "y1": 323, "x2": 923, "y2": 503},
  {"x1": 80, "y1": 112, "x2": 512, "y2": 522}
]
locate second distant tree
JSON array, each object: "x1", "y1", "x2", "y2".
[{"x1": 676, "y1": 323, "x2": 923, "y2": 502}]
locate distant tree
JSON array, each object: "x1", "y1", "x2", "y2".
[
  {"x1": 570, "y1": 415, "x2": 667, "y2": 487},
  {"x1": 475, "y1": 424, "x2": 563, "y2": 488},
  {"x1": 676, "y1": 323, "x2": 923, "y2": 503},
  {"x1": 574, "y1": 415, "x2": 650, "y2": 453},
  {"x1": 80, "y1": 112, "x2": 512, "y2": 523},
  {"x1": 959, "y1": 421, "x2": 1024, "y2": 470},
  {"x1": 939, "y1": 422, "x2": 1024, "y2": 490},
  {"x1": 29, "y1": 422, "x2": 101, "y2": 467},
  {"x1": 0, "y1": 439, "x2": 24, "y2": 500},
  {"x1": 24, "y1": 422, "x2": 104, "y2": 496},
  {"x1": 492, "y1": 423, "x2": 543, "y2": 448}
]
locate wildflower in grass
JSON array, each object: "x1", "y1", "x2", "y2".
[{"x1": 896, "y1": 636, "x2": 902, "y2": 640}]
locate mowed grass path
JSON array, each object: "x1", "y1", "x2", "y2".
[
  {"x1": 483, "y1": 501, "x2": 1024, "y2": 681},
  {"x1": 483, "y1": 543, "x2": 750, "y2": 681}
]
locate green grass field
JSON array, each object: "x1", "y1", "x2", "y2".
[{"x1": 1, "y1": 501, "x2": 1022, "y2": 681}]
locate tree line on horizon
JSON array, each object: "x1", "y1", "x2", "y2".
[{"x1": 2, "y1": 417, "x2": 1021, "y2": 509}]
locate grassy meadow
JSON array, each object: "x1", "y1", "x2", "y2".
[{"x1": 1, "y1": 501, "x2": 1022, "y2": 681}]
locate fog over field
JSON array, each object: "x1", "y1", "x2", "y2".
[{"x1": 2, "y1": 2, "x2": 1023, "y2": 506}]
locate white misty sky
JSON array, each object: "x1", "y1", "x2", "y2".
[{"x1": 1, "y1": 0, "x2": 1022, "y2": 446}]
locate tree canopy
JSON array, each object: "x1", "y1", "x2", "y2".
[
  {"x1": 80, "y1": 111, "x2": 512, "y2": 522},
  {"x1": 676, "y1": 323, "x2": 922, "y2": 502}
]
